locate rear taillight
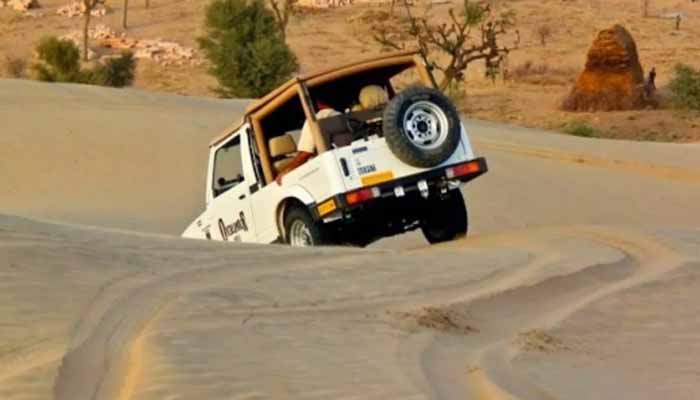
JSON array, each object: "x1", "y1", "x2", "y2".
[
  {"x1": 345, "y1": 187, "x2": 381, "y2": 205},
  {"x1": 446, "y1": 160, "x2": 481, "y2": 179}
]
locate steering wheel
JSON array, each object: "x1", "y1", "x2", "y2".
[
  {"x1": 344, "y1": 116, "x2": 368, "y2": 138},
  {"x1": 217, "y1": 174, "x2": 244, "y2": 189}
]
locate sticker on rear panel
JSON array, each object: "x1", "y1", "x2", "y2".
[{"x1": 357, "y1": 164, "x2": 377, "y2": 175}]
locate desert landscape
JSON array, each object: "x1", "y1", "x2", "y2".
[
  {"x1": 2, "y1": 0, "x2": 700, "y2": 140},
  {"x1": 1, "y1": 79, "x2": 700, "y2": 399},
  {"x1": 2, "y1": 0, "x2": 700, "y2": 399}
]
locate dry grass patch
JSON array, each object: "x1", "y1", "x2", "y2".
[
  {"x1": 517, "y1": 329, "x2": 569, "y2": 353},
  {"x1": 510, "y1": 60, "x2": 577, "y2": 86},
  {"x1": 396, "y1": 306, "x2": 477, "y2": 334},
  {"x1": 2, "y1": 54, "x2": 27, "y2": 77}
]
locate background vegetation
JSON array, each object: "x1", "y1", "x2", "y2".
[
  {"x1": 33, "y1": 36, "x2": 136, "y2": 88},
  {"x1": 198, "y1": 0, "x2": 298, "y2": 98}
]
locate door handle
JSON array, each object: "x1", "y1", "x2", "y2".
[
  {"x1": 238, "y1": 193, "x2": 246, "y2": 200},
  {"x1": 340, "y1": 158, "x2": 350, "y2": 177}
]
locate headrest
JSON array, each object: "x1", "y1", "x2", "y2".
[
  {"x1": 359, "y1": 85, "x2": 389, "y2": 110},
  {"x1": 269, "y1": 134, "x2": 297, "y2": 158}
]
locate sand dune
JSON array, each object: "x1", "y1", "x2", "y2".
[
  {"x1": 1, "y1": 80, "x2": 700, "y2": 400},
  {"x1": 0, "y1": 79, "x2": 246, "y2": 234}
]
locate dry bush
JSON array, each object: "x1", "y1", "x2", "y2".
[
  {"x1": 375, "y1": 0, "x2": 519, "y2": 90},
  {"x1": 535, "y1": 24, "x2": 552, "y2": 47},
  {"x1": 3, "y1": 55, "x2": 27, "y2": 78},
  {"x1": 511, "y1": 60, "x2": 576, "y2": 85},
  {"x1": 351, "y1": 8, "x2": 410, "y2": 44}
]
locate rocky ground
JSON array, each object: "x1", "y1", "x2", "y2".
[{"x1": 1, "y1": 0, "x2": 699, "y2": 141}]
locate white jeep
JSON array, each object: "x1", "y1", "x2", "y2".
[{"x1": 183, "y1": 50, "x2": 488, "y2": 246}]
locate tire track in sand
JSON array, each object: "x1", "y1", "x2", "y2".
[
  {"x1": 51, "y1": 251, "x2": 370, "y2": 400},
  {"x1": 466, "y1": 227, "x2": 688, "y2": 400},
  {"x1": 0, "y1": 343, "x2": 63, "y2": 383}
]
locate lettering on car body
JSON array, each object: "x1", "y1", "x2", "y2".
[
  {"x1": 352, "y1": 146, "x2": 368, "y2": 154},
  {"x1": 357, "y1": 164, "x2": 377, "y2": 175},
  {"x1": 218, "y1": 211, "x2": 248, "y2": 241},
  {"x1": 201, "y1": 224, "x2": 212, "y2": 240}
]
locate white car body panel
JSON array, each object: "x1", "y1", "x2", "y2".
[{"x1": 330, "y1": 125, "x2": 474, "y2": 192}]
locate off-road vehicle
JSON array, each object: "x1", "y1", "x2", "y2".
[{"x1": 183, "y1": 50, "x2": 487, "y2": 246}]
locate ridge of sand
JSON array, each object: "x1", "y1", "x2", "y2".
[{"x1": 2, "y1": 216, "x2": 698, "y2": 400}]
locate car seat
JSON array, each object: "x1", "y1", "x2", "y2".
[{"x1": 269, "y1": 134, "x2": 297, "y2": 174}]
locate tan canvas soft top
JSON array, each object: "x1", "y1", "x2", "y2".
[{"x1": 209, "y1": 50, "x2": 421, "y2": 148}]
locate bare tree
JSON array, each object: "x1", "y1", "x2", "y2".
[
  {"x1": 641, "y1": 0, "x2": 650, "y2": 17},
  {"x1": 82, "y1": 0, "x2": 106, "y2": 61},
  {"x1": 145, "y1": 0, "x2": 149, "y2": 8},
  {"x1": 375, "y1": 0, "x2": 519, "y2": 90},
  {"x1": 122, "y1": 0, "x2": 128, "y2": 29},
  {"x1": 535, "y1": 24, "x2": 552, "y2": 47},
  {"x1": 269, "y1": 0, "x2": 296, "y2": 41}
]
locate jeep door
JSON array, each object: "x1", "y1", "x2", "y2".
[{"x1": 207, "y1": 132, "x2": 256, "y2": 243}]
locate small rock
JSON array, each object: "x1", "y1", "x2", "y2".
[
  {"x1": 57, "y1": 1, "x2": 108, "y2": 17},
  {"x1": 6, "y1": 0, "x2": 40, "y2": 12},
  {"x1": 61, "y1": 25, "x2": 199, "y2": 67}
]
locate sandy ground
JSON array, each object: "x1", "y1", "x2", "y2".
[{"x1": 1, "y1": 79, "x2": 700, "y2": 399}]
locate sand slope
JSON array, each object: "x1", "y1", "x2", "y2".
[
  {"x1": 3, "y1": 79, "x2": 700, "y2": 239},
  {"x1": 1, "y1": 80, "x2": 700, "y2": 400},
  {"x1": 0, "y1": 79, "x2": 246, "y2": 234}
]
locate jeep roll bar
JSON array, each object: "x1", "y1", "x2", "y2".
[{"x1": 210, "y1": 50, "x2": 437, "y2": 186}]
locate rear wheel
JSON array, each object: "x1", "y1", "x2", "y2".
[
  {"x1": 421, "y1": 190, "x2": 468, "y2": 244},
  {"x1": 284, "y1": 207, "x2": 331, "y2": 247}
]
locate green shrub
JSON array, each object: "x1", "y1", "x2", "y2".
[
  {"x1": 563, "y1": 121, "x2": 596, "y2": 137},
  {"x1": 198, "y1": 0, "x2": 298, "y2": 98},
  {"x1": 90, "y1": 52, "x2": 136, "y2": 87},
  {"x1": 33, "y1": 36, "x2": 136, "y2": 88},
  {"x1": 669, "y1": 64, "x2": 700, "y2": 110},
  {"x1": 33, "y1": 37, "x2": 85, "y2": 83}
]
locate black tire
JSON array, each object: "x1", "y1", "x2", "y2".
[
  {"x1": 383, "y1": 86, "x2": 462, "y2": 168},
  {"x1": 421, "y1": 190, "x2": 468, "y2": 244},
  {"x1": 284, "y1": 206, "x2": 331, "y2": 247}
]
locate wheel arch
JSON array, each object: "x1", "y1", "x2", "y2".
[{"x1": 275, "y1": 185, "x2": 315, "y2": 242}]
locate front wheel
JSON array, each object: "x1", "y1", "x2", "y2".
[
  {"x1": 421, "y1": 190, "x2": 468, "y2": 244},
  {"x1": 284, "y1": 207, "x2": 331, "y2": 247}
]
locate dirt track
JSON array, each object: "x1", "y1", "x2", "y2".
[{"x1": 1, "y1": 79, "x2": 699, "y2": 400}]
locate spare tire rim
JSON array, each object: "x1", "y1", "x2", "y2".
[
  {"x1": 402, "y1": 101, "x2": 450, "y2": 150},
  {"x1": 289, "y1": 219, "x2": 313, "y2": 247}
]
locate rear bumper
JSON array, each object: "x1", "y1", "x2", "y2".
[{"x1": 310, "y1": 157, "x2": 488, "y2": 221}]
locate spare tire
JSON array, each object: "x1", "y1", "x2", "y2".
[{"x1": 382, "y1": 86, "x2": 461, "y2": 168}]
